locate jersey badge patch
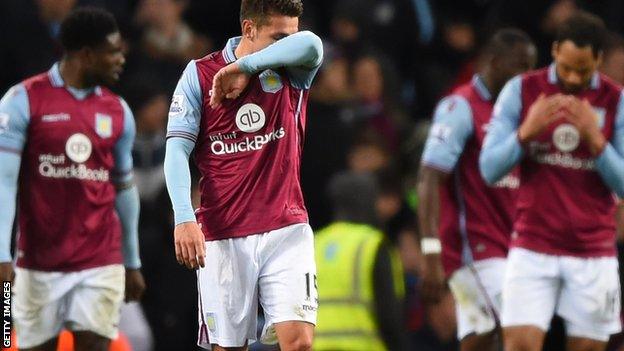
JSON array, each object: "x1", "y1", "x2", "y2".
[
  {"x1": 259, "y1": 70, "x2": 283, "y2": 94},
  {"x1": 95, "y1": 113, "x2": 112, "y2": 138},
  {"x1": 169, "y1": 94, "x2": 186, "y2": 117}
]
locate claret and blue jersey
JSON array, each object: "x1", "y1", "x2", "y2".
[
  {"x1": 421, "y1": 75, "x2": 518, "y2": 276},
  {"x1": 165, "y1": 31, "x2": 323, "y2": 241},
  {"x1": 480, "y1": 64, "x2": 624, "y2": 257},
  {"x1": 0, "y1": 63, "x2": 140, "y2": 271}
]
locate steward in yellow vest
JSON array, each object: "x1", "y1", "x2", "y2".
[{"x1": 313, "y1": 172, "x2": 408, "y2": 350}]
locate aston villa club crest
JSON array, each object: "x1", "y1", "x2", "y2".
[
  {"x1": 259, "y1": 69, "x2": 283, "y2": 93},
  {"x1": 95, "y1": 113, "x2": 112, "y2": 138}
]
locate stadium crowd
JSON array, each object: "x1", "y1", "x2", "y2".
[{"x1": 2, "y1": 0, "x2": 624, "y2": 350}]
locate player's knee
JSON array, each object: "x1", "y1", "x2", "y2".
[
  {"x1": 503, "y1": 326, "x2": 544, "y2": 351},
  {"x1": 281, "y1": 334, "x2": 313, "y2": 351},
  {"x1": 567, "y1": 337, "x2": 607, "y2": 351},
  {"x1": 461, "y1": 331, "x2": 498, "y2": 351}
]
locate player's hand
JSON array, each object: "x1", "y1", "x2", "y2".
[
  {"x1": 124, "y1": 268, "x2": 146, "y2": 302},
  {"x1": 420, "y1": 253, "x2": 445, "y2": 304},
  {"x1": 174, "y1": 221, "x2": 206, "y2": 270},
  {"x1": 209, "y1": 63, "x2": 250, "y2": 108},
  {"x1": 0, "y1": 262, "x2": 14, "y2": 284},
  {"x1": 518, "y1": 93, "x2": 567, "y2": 143},
  {"x1": 564, "y1": 96, "x2": 606, "y2": 155}
]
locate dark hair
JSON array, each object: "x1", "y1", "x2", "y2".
[
  {"x1": 328, "y1": 171, "x2": 379, "y2": 225},
  {"x1": 240, "y1": 0, "x2": 303, "y2": 25},
  {"x1": 60, "y1": 7, "x2": 118, "y2": 52},
  {"x1": 555, "y1": 11, "x2": 607, "y2": 56},
  {"x1": 604, "y1": 32, "x2": 624, "y2": 57},
  {"x1": 483, "y1": 28, "x2": 534, "y2": 57}
]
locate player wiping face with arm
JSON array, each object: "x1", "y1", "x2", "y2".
[{"x1": 165, "y1": 28, "x2": 322, "y2": 270}]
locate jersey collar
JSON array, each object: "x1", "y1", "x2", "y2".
[
  {"x1": 548, "y1": 63, "x2": 600, "y2": 90},
  {"x1": 472, "y1": 74, "x2": 492, "y2": 101},
  {"x1": 48, "y1": 62, "x2": 103, "y2": 97},
  {"x1": 222, "y1": 36, "x2": 242, "y2": 64}
]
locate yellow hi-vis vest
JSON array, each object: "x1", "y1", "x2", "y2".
[{"x1": 313, "y1": 222, "x2": 404, "y2": 351}]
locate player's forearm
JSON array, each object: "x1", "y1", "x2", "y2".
[
  {"x1": 115, "y1": 185, "x2": 141, "y2": 269},
  {"x1": 0, "y1": 153, "x2": 21, "y2": 262},
  {"x1": 237, "y1": 31, "x2": 323, "y2": 73},
  {"x1": 164, "y1": 137, "x2": 196, "y2": 225},
  {"x1": 595, "y1": 143, "x2": 624, "y2": 197},
  {"x1": 480, "y1": 131, "x2": 524, "y2": 185},
  {"x1": 416, "y1": 169, "x2": 442, "y2": 240}
]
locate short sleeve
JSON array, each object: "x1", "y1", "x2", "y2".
[
  {"x1": 421, "y1": 95, "x2": 474, "y2": 172},
  {"x1": 166, "y1": 60, "x2": 203, "y2": 143},
  {"x1": 0, "y1": 84, "x2": 30, "y2": 154},
  {"x1": 112, "y1": 98, "x2": 136, "y2": 185}
]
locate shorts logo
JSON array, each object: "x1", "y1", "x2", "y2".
[
  {"x1": 236, "y1": 103, "x2": 265, "y2": 133},
  {"x1": 259, "y1": 70, "x2": 283, "y2": 93},
  {"x1": 65, "y1": 133, "x2": 92, "y2": 163},
  {"x1": 205, "y1": 312, "x2": 217, "y2": 333},
  {"x1": 552, "y1": 123, "x2": 580, "y2": 152},
  {"x1": 169, "y1": 94, "x2": 186, "y2": 117},
  {"x1": 0, "y1": 113, "x2": 8, "y2": 135},
  {"x1": 95, "y1": 113, "x2": 112, "y2": 138}
]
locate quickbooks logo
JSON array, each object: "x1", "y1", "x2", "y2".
[
  {"x1": 210, "y1": 127, "x2": 285, "y2": 155},
  {"x1": 236, "y1": 103, "x2": 265, "y2": 133}
]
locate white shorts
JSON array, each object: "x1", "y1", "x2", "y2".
[
  {"x1": 196, "y1": 223, "x2": 317, "y2": 349},
  {"x1": 502, "y1": 248, "x2": 621, "y2": 341},
  {"x1": 448, "y1": 258, "x2": 505, "y2": 340},
  {"x1": 13, "y1": 264, "x2": 125, "y2": 349}
]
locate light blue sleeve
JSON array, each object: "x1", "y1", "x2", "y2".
[
  {"x1": 164, "y1": 137, "x2": 196, "y2": 225},
  {"x1": 595, "y1": 91, "x2": 624, "y2": 197},
  {"x1": 113, "y1": 99, "x2": 136, "y2": 185},
  {"x1": 115, "y1": 186, "x2": 141, "y2": 269},
  {"x1": 0, "y1": 84, "x2": 30, "y2": 153},
  {"x1": 0, "y1": 152, "x2": 20, "y2": 262},
  {"x1": 112, "y1": 99, "x2": 141, "y2": 268},
  {"x1": 167, "y1": 60, "x2": 202, "y2": 142},
  {"x1": 479, "y1": 76, "x2": 525, "y2": 184},
  {"x1": 420, "y1": 95, "x2": 474, "y2": 172},
  {"x1": 237, "y1": 30, "x2": 324, "y2": 90}
]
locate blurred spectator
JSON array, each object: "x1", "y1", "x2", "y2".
[
  {"x1": 0, "y1": 0, "x2": 76, "y2": 93},
  {"x1": 484, "y1": 0, "x2": 578, "y2": 66},
  {"x1": 302, "y1": 44, "x2": 355, "y2": 229},
  {"x1": 314, "y1": 171, "x2": 410, "y2": 350},
  {"x1": 351, "y1": 54, "x2": 405, "y2": 150},
  {"x1": 134, "y1": 0, "x2": 210, "y2": 64},
  {"x1": 348, "y1": 131, "x2": 393, "y2": 173},
  {"x1": 600, "y1": 32, "x2": 624, "y2": 85},
  {"x1": 375, "y1": 169, "x2": 416, "y2": 243},
  {"x1": 123, "y1": 77, "x2": 169, "y2": 203}
]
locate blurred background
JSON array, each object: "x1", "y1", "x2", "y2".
[{"x1": 2, "y1": 0, "x2": 624, "y2": 350}]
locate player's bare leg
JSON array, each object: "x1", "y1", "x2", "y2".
[
  {"x1": 212, "y1": 341, "x2": 248, "y2": 351},
  {"x1": 72, "y1": 331, "x2": 110, "y2": 351},
  {"x1": 503, "y1": 325, "x2": 545, "y2": 351},
  {"x1": 274, "y1": 321, "x2": 314, "y2": 351},
  {"x1": 461, "y1": 330, "x2": 499, "y2": 351},
  {"x1": 19, "y1": 337, "x2": 58, "y2": 351},
  {"x1": 567, "y1": 337, "x2": 607, "y2": 351}
]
